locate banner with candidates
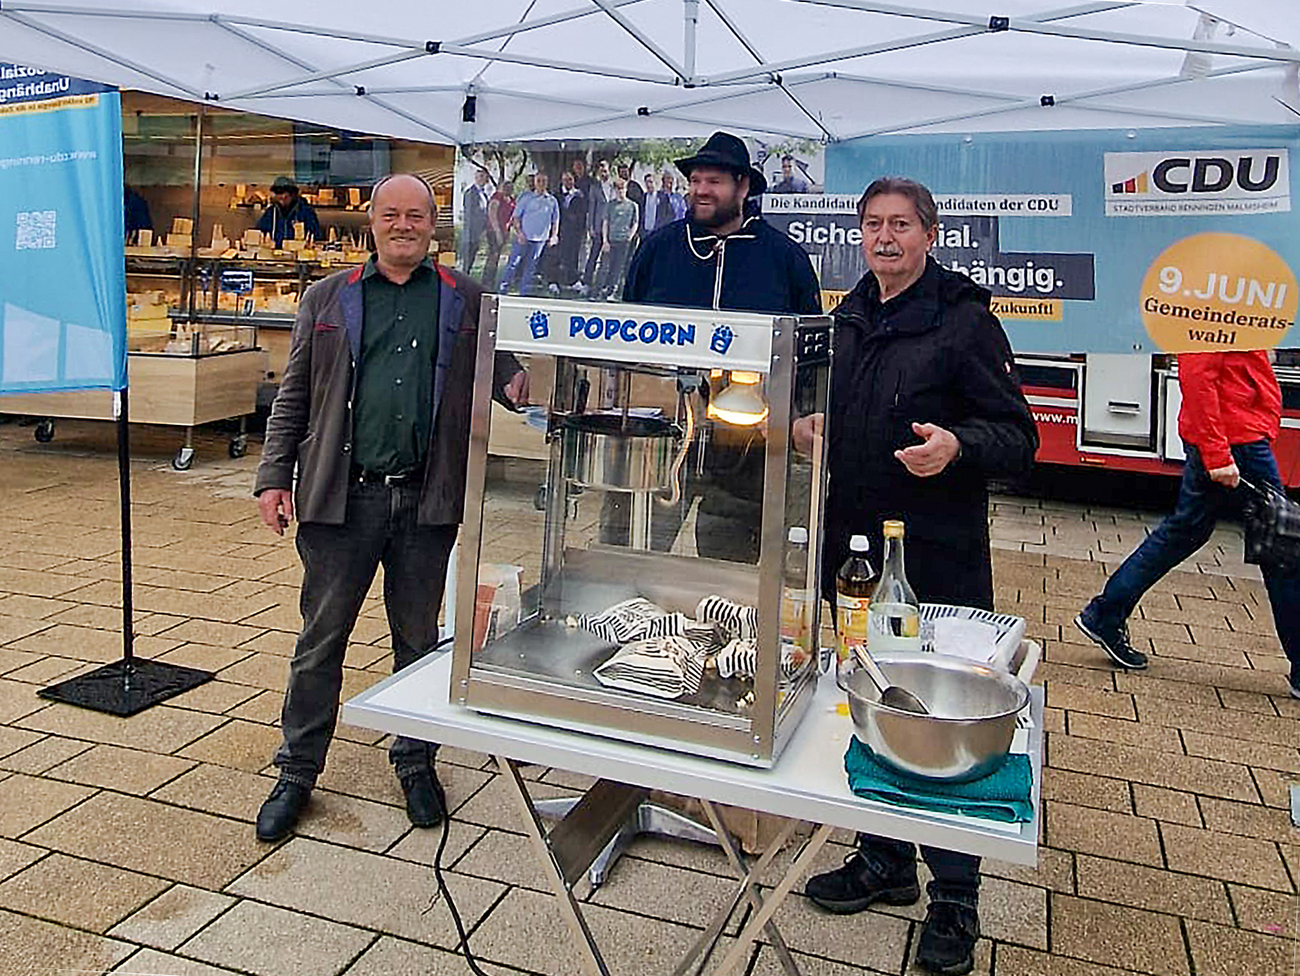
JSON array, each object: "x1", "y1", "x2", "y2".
[
  {"x1": 802, "y1": 125, "x2": 1300, "y2": 355},
  {"x1": 0, "y1": 63, "x2": 126, "y2": 393}
]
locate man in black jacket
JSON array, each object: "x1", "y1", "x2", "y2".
[
  {"x1": 614, "y1": 131, "x2": 821, "y2": 559},
  {"x1": 797, "y1": 178, "x2": 1036, "y2": 976}
]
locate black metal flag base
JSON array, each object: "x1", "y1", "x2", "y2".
[
  {"x1": 39, "y1": 659, "x2": 215, "y2": 717},
  {"x1": 39, "y1": 390, "x2": 216, "y2": 717}
]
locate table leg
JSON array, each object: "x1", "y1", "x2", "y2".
[
  {"x1": 710, "y1": 822, "x2": 836, "y2": 976},
  {"x1": 497, "y1": 756, "x2": 610, "y2": 976},
  {"x1": 698, "y1": 802, "x2": 802, "y2": 976},
  {"x1": 671, "y1": 813, "x2": 801, "y2": 976}
]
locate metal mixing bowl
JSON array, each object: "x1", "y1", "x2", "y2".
[{"x1": 838, "y1": 653, "x2": 1029, "y2": 782}]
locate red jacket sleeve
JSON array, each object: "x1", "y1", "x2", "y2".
[{"x1": 1177, "y1": 352, "x2": 1232, "y2": 470}]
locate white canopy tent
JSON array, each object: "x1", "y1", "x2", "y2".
[{"x1": 0, "y1": 1, "x2": 1297, "y2": 145}]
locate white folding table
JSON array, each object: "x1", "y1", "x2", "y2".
[{"x1": 342, "y1": 650, "x2": 1042, "y2": 976}]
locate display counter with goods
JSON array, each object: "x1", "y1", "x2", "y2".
[{"x1": 0, "y1": 319, "x2": 263, "y2": 469}]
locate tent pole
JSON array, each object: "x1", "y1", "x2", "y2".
[
  {"x1": 684, "y1": 0, "x2": 698, "y2": 81},
  {"x1": 184, "y1": 103, "x2": 204, "y2": 325}
]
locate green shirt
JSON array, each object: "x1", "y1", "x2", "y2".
[
  {"x1": 352, "y1": 257, "x2": 439, "y2": 476},
  {"x1": 605, "y1": 198, "x2": 638, "y2": 242}
]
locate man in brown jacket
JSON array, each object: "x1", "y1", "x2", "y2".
[{"x1": 253, "y1": 173, "x2": 526, "y2": 842}]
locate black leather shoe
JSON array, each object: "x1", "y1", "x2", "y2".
[
  {"x1": 805, "y1": 852, "x2": 920, "y2": 914},
  {"x1": 400, "y1": 769, "x2": 447, "y2": 828},
  {"x1": 255, "y1": 780, "x2": 311, "y2": 842},
  {"x1": 916, "y1": 901, "x2": 980, "y2": 975}
]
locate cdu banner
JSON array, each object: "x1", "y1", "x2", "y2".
[
  {"x1": 0, "y1": 63, "x2": 126, "y2": 393},
  {"x1": 825, "y1": 125, "x2": 1300, "y2": 355}
]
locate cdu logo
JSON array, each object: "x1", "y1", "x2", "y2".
[
  {"x1": 709, "y1": 324, "x2": 734, "y2": 355},
  {"x1": 528, "y1": 310, "x2": 549, "y2": 339}
]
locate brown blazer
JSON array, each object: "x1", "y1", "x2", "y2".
[{"x1": 255, "y1": 261, "x2": 521, "y2": 526}]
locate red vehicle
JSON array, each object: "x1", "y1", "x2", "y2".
[{"x1": 1018, "y1": 352, "x2": 1300, "y2": 487}]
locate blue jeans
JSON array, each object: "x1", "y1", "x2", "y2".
[
  {"x1": 274, "y1": 481, "x2": 457, "y2": 786},
  {"x1": 1088, "y1": 440, "x2": 1300, "y2": 683},
  {"x1": 498, "y1": 238, "x2": 546, "y2": 296}
]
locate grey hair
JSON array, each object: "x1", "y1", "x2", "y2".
[{"x1": 856, "y1": 177, "x2": 938, "y2": 231}]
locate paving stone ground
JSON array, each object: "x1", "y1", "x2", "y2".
[{"x1": 0, "y1": 418, "x2": 1297, "y2": 975}]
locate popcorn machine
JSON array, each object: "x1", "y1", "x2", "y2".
[{"x1": 450, "y1": 296, "x2": 831, "y2": 766}]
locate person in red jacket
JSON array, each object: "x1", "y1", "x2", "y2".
[{"x1": 1075, "y1": 350, "x2": 1300, "y2": 692}]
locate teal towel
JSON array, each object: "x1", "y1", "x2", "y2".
[{"x1": 844, "y1": 737, "x2": 1033, "y2": 823}]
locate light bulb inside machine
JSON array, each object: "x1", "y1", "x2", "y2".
[{"x1": 707, "y1": 370, "x2": 768, "y2": 426}]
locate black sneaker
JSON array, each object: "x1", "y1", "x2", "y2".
[
  {"x1": 804, "y1": 852, "x2": 920, "y2": 914},
  {"x1": 916, "y1": 901, "x2": 980, "y2": 975},
  {"x1": 1074, "y1": 609, "x2": 1148, "y2": 670}
]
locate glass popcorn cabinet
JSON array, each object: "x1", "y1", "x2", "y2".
[{"x1": 449, "y1": 296, "x2": 831, "y2": 766}]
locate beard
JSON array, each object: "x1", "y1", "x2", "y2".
[{"x1": 689, "y1": 195, "x2": 742, "y2": 230}]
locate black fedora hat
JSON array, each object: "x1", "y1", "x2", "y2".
[{"x1": 675, "y1": 131, "x2": 767, "y2": 197}]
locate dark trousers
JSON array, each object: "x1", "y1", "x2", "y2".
[
  {"x1": 274, "y1": 481, "x2": 457, "y2": 787},
  {"x1": 460, "y1": 228, "x2": 484, "y2": 277},
  {"x1": 482, "y1": 233, "x2": 506, "y2": 287},
  {"x1": 597, "y1": 240, "x2": 632, "y2": 297},
  {"x1": 582, "y1": 230, "x2": 604, "y2": 284},
  {"x1": 1088, "y1": 439, "x2": 1300, "y2": 682},
  {"x1": 857, "y1": 834, "x2": 981, "y2": 907},
  {"x1": 556, "y1": 229, "x2": 583, "y2": 285}
]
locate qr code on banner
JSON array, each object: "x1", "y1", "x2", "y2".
[{"x1": 16, "y1": 210, "x2": 57, "y2": 250}]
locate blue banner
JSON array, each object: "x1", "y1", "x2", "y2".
[
  {"x1": 0, "y1": 63, "x2": 126, "y2": 392},
  {"x1": 824, "y1": 126, "x2": 1300, "y2": 355}
]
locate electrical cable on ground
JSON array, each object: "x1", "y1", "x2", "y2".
[{"x1": 423, "y1": 813, "x2": 493, "y2": 976}]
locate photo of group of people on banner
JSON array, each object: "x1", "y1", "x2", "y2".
[{"x1": 451, "y1": 139, "x2": 823, "y2": 302}]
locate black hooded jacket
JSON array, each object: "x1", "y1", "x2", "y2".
[{"x1": 823, "y1": 257, "x2": 1037, "y2": 609}]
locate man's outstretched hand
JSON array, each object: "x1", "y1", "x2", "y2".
[{"x1": 895, "y1": 422, "x2": 961, "y2": 477}]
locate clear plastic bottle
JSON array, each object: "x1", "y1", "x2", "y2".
[
  {"x1": 780, "y1": 526, "x2": 811, "y2": 659},
  {"x1": 868, "y1": 520, "x2": 921, "y2": 653},
  {"x1": 836, "y1": 534, "x2": 877, "y2": 665}
]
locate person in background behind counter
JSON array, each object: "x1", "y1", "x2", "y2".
[
  {"x1": 124, "y1": 185, "x2": 152, "y2": 243},
  {"x1": 257, "y1": 176, "x2": 322, "y2": 247},
  {"x1": 795, "y1": 176, "x2": 1036, "y2": 976}
]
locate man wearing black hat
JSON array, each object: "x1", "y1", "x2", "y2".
[
  {"x1": 257, "y1": 176, "x2": 323, "y2": 248},
  {"x1": 623, "y1": 131, "x2": 819, "y2": 314},
  {"x1": 613, "y1": 131, "x2": 820, "y2": 560}
]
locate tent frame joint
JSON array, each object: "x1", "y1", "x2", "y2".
[
  {"x1": 989, "y1": 16, "x2": 1010, "y2": 33},
  {"x1": 426, "y1": 40, "x2": 440, "y2": 54}
]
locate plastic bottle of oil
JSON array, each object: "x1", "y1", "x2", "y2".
[
  {"x1": 836, "y1": 534, "x2": 877, "y2": 665},
  {"x1": 868, "y1": 520, "x2": 921, "y2": 652},
  {"x1": 780, "y1": 526, "x2": 811, "y2": 658}
]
